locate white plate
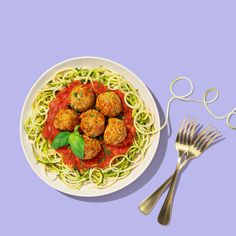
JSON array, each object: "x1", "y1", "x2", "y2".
[{"x1": 20, "y1": 56, "x2": 160, "y2": 197}]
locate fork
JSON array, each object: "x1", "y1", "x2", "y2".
[{"x1": 138, "y1": 118, "x2": 220, "y2": 225}]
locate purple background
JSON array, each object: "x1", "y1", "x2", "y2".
[{"x1": 1, "y1": 0, "x2": 236, "y2": 235}]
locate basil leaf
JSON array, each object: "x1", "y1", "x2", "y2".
[
  {"x1": 68, "y1": 133, "x2": 84, "y2": 159},
  {"x1": 51, "y1": 132, "x2": 71, "y2": 149}
]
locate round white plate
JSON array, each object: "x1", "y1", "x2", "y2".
[{"x1": 20, "y1": 56, "x2": 160, "y2": 197}]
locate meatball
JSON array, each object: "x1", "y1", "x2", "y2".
[
  {"x1": 69, "y1": 85, "x2": 95, "y2": 112},
  {"x1": 80, "y1": 109, "x2": 105, "y2": 137},
  {"x1": 54, "y1": 108, "x2": 78, "y2": 131},
  {"x1": 104, "y1": 118, "x2": 127, "y2": 145},
  {"x1": 83, "y1": 135, "x2": 102, "y2": 160},
  {"x1": 96, "y1": 92, "x2": 122, "y2": 117}
]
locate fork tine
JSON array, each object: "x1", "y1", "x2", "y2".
[
  {"x1": 176, "y1": 117, "x2": 187, "y2": 143},
  {"x1": 178, "y1": 117, "x2": 197, "y2": 145},
  {"x1": 184, "y1": 118, "x2": 191, "y2": 144},
  {"x1": 188, "y1": 119, "x2": 198, "y2": 145},
  {"x1": 196, "y1": 127, "x2": 218, "y2": 146},
  {"x1": 198, "y1": 131, "x2": 221, "y2": 152},
  {"x1": 185, "y1": 119, "x2": 192, "y2": 145},
  {"x1": 183, "y1": 117, "x2": 193, "y2": 144},
  {"x1": 195, "y1": 126, "x2": 219, "y2": 146},
  {"x1": 193, "y1": 125, "x2": 215, "y2": 145}
]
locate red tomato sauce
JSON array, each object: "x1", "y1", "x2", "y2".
[{"x1": 42, "y1": 80, "x2": 136, "y2": 171}]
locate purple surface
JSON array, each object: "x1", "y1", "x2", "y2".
[{"x1": 1, "y1": 0, "x2": 236, "y2": 235}]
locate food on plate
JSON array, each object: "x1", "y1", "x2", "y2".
[
  {"x1": 54, "y1": 108, "x2": 78, "y2": 131},
  {"x1": 69, "y1": 85, "x2": 95, "y2": 112},
  {"x1": 104, "y1": 118, "x2": 127, "y2": 145},
  {"x1": 80, "y1": 109, "x2": 105, "y2": 137},
  {"x1": 24, "y1": 67, "x2": 156, "y2": 189},
  {"x1": 96, "y1": 91, "x2": 122, "y2": 117},
  {"x1": 83, "y1": 134, "x2": 102, "y2": 160}
]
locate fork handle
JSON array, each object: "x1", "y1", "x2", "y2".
[
  {"x1": 139, "y1": 159, "x2": 188, "y2": 215},
  {"x1": 139, "y1": 176, "x2": 173, "y2": 215},
  {"x1": 157, "y1": 159, "x2": 182, "y2": 225}
]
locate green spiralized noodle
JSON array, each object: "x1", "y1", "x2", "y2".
[
  {"x1": 25, "y1": 67, "x2": 236, "y2": 190},
  {"x1": 24, "y1": 67, "x2": 157, "y2": 189},
  {"x1": 164, "y1": 77, "x2": 236, "y2": 131}
]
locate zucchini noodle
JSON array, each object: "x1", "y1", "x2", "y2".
[
  {"x1": 160, "y1": 77, "x2": 236, "y2": 131},
  {"x1": 25, "y1": 69, "x2": 236, "y2": 191},
  {"x1": 24, "y1": 67, "x2": 156, "y2": 189}
]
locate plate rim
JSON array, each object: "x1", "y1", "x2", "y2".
[{"x1": 20, "y1": 56, "x2": 160, "y2": 197}]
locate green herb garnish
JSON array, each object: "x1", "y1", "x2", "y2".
[
  {"x1": 117, "y1": 114, "x2": 124, "y2": 120},
  {"x1": 51, "y1": 131, "x2": 71, "y2": 149},
  {"x1": 73, "y1": 92, "x2": 77, "y2": 97},
  {"x1": 68, "y1": 133, "x2": 84, "y2": 159},
  {"x1": 106, "y1": 148, "x2": 111, "y2": 156},
  {"x1": 103, "y1": 146, "x2": 111, "y2": 156},
  {"x1": 51, "y1": 125, "x2": 84, "y2": 159},
  {"x1": 98, "y1": 157, "x2": 105, "y2": 163}
]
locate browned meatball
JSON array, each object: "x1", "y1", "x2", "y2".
[
  {"x1": 69, "y1": 85, "x2": 95, "y2": 112},
  {"x1": 80, "y1": 109, "x2": 105, "y2": 137},
  {"x1": 83, "y1": 135, "x2": 102, "y2": 160},
  {"x1": 96, "y1": 92, "x2": 122, "y2": 117},
  {"x1": 104, "y1": 118, "x2": 127, "y2": 145},
  {"x1": 54, "y1": 108, "x2": 78, "y2": 131}
]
